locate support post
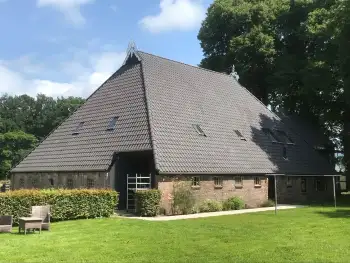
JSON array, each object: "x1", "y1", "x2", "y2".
[
  {"x1": 333, "y1": 176, "x2": 336, "y2": 209},
  {"x1": 274, "y1": 175, "x2": 278, "y2": 215}
]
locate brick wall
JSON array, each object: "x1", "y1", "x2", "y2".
[
  {"x1": 12, "y1": 171, "x2": 111, "y2": 190},
  {"x1": 156, "y1": 175, "x2": 268, "y2": 214},
  {"x1": 276, "y1": 176, "x2": 333, "y2": 204}
]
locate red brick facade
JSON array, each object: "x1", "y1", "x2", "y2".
[{"x1": 156, "y1": 175, "x2": 268, "y2": 214}]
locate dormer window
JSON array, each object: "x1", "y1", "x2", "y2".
[
  {"x1": 193, "y1": 124, "x2": 206, "y2": 137},
  {"x1": 72, "y1": 122, "x2": 84, "y2": 135},
  {"x1": 107, "y1": 117, "x2": 119, "y2": 130},
  {"x1": 234, "y1": 130, "x2": 246, "y2": 141}
]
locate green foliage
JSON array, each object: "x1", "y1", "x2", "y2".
[
  {"x1": 0, "y1": 94, "x2": 84, "y2": 179},
  {"x1": 198, "y1": 0, "x2": 348, "y2": 173},
  {"x1": 0, "y1": 189, "x2": 118, "y2": 224},
  {"x1": 223, "y1": 196, "x2": 245, "y2": 211},
  {"x1": 135, "y1": 189, "x2": 161, "y2": 217},
  {"x1": 172, "y1": 182, "x2": 196, "y2": 215},
  {"x1": 261, "y1": 199, "x2": 275, "y2": 207},
  {"x1": 198, "y1": 200, "x2": 223, "y2": 213},
  {"x1": 0, "y1": 131, "x2": 38, "y2": 179},
  {"x1": 1, "y1": 205, "x2": 350, "y2": 262}
]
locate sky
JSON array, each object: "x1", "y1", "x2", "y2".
[{"x1": 0, "y1": 0, "x2": 212, "y2": 98}]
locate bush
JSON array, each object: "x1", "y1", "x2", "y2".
[
  {"x1": 0, "y1": 189, "x2": 118, "y2": 224},
  {"x1": 172, "y1": 182, "x2": 196, "y2": 215},
  {"x1": 198, "y1": 200, "x2": 223, "y2": 213},
  {"x1": 261, "y1": 199, "x2": 275, "y2": 207},
  {"x1": 223, "y1": 196, "x2": 245, "y2": 210},
  {"x1": 135, "y1": 189, "x2": 161, "y2": 217}
]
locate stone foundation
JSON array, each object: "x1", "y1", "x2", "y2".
[{"x1": 156, "y1": 175, "x2": 268, "y2": 214}]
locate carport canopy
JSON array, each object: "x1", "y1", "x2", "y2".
[{"x1": 266, "y1": 173, "x2": 342, "y2": 214}]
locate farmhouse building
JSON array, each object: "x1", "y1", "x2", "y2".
[{"x1": 11, "y1": 47, "x2": 337, "y2": 212}]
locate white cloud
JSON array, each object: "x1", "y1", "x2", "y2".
[
  {"x1": 139, "y1": 0, "x2": 206, "y2": 33},
  {"x1": 0, "y1": 50, "x2": 126, "y2": 98},
  {"x1": 37, "y1": 0, "x2": 94, "y2": 26}
]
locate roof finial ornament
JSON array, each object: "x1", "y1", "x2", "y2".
[
  {"x1": 127, "y1": 40, "x2": 137, "y2": 52},
  {"x1": 230, "y1": 64, "x2": 239, "y2": 81},
  {"x1": 122, "y1": 40, "x2": 141, "y2": 66}
]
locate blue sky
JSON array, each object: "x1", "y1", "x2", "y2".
[{"x1": 0, "y1": 0, "x2": 212, "y2": 97}]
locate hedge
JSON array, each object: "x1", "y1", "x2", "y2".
[
  {"x1": 135, "y1": 189, "x2": 161, "y2": 217},
  {"x1": 0, "y1": 189, "x2": 118, "y2": 224},
  {"x1": 222, "y1": 196, "x2": 245, "y2": 211}
]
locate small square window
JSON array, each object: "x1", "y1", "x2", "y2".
[
  {"x1": 107, "y1": 116, "x2": 119, "y2": 130},
  {"x1": 32, "y1": 178, "x2": 39, "y2": 189},
  {"x1": 66, "y1": 178, "x2": 74, "y2": 189},
  {"x1": 72, "y1": 122, "x2": 84, "y2": 135},
  {"x1": 314, "y1": 178, "x2": 327, "y2": 192},
  {"x1": 286, "y1": 176, "x2": 292, "y2": 188},
  {"x1": 301, "y1": 177, "x2": 307, "y2": 193},
  {"x1": 193, "y1": 124, "x2": 206, "y2": 137},
  {"x1": 213, "y1": 176, "x2": 223, "y2": 188},
  {"x1": 235, "y1": 176, "x2": 243, "y2": 187},
  {"x1": 191, "y1": 176, "x2": 200, "y2": 187},
  {"x1": 234, "y1": 130, "x2": 246, "y2": 141},
  {"x1": 87, "y1": 178, "x2": 95, "y2": 189},
  {"x1": 19, "y1": 178, "x2": 25, "y2": 189},
  {"x1": 254, "y1": 177, "x2": 261, "y2": 187}
]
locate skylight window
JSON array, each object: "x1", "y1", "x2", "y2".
[
  {"x1": 276, "y1": 130, "x2": 294, "y2": 144},
  {"x1": 193, "y1": 124, "x2": 206, "y2": 137},
  {"x1": 72, "y1": 122, "x2": 84, "y2": 135},
  {"x1": 262, "y1": 128, "x2": 281, "y2": 143},
  {"x1": 283, "y1": 146, "x2": 287, "y2": 159},
  {"x1": 107, "y1": 117, "x2": 119, "y2": 130},
  {"x1": 234, "y1": 130, "x2": 246, "y2": 141}
]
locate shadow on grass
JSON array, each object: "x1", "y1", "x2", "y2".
[{"x1": 316, "y1": 210, "x2": 350, "y2": 218}]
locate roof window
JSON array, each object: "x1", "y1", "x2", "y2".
[
  {"x1": 276, "y1": 130, "x2": 294, "y2": 144},
  {"x1": 107, "y1": 117, "x2": 119, "y2": 130},
  {"x1": 193, "y1": 124, "x2": 206, "y2": 137},
  {"x1": 262, "y1": 128, "x2": 281, "y2": 143},
  {"x1": 234, "y1": 130, "x2": 246, "y2": 141},
  {"x1": 283, "y1": 146, "x2": 288, "y2": 159},
  {"x1": 72, "y1": 122, "x2": 84, "y2": 135}
]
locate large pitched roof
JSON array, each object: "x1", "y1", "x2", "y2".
[
  {"x1": 138, "y1": 51, "x2": 335, "y2": 175},
  {"x1": 13, "y1": 49, "x2": 335, "y2": 175},
  {"x1": 12, "y1": 63, "x2": 152, "y2": 172}
]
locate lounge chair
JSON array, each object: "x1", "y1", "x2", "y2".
[
  {"x1": 0, "y1": 215, "x2": 13, "y2": 233},
  {"x1": 31, "y1": 206, "x2": 51, "y2": 231}
]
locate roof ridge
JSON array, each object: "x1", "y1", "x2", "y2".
[{"x1": 137, "y1": 50, "x2": 232, "y2": 78}]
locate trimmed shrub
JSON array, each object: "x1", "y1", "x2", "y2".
[
  {"x1": 198, "y1": 200, "x2": 223, "y2": 213},
  {"x1": 135, "y1": 189, "x2": 161, "y2": 217},
  {"x1": 223, "y1": 196, "x2": 245, "y2": 210},
  {"x1": 172, "y1": 182, "x2": 196, "y2": 215},
  {"x1": 0, "y1": 189, "x2": 118, "y2": 224},
  {"x1": 261, "y1": 199, "x2": 275, "y2": 207}
]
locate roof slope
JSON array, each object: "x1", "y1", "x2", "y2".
[
  {"x1": 12, "y1": 62, "x2": 152, "y2": 172},
  {"x1": 139, "y1": 51, "x2": 335, "y2": 175}
]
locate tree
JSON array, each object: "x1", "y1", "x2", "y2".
[
  {"x1": 0, "y1": 94, "x2": 85, "y2": 179},
  {"x1": 198, "y1": 0, "x2": 347, "y2": 178},
  {"x1": 0, "y1": 131, "x2": 38, "y2": 179}
]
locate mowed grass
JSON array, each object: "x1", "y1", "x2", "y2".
[{"x1": 1, "y1": 206, "x2": 350, "y2": 263}]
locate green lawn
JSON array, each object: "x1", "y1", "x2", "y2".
[{"x1": 1, "y1": 206, "x2": 349, "y2": 263}]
